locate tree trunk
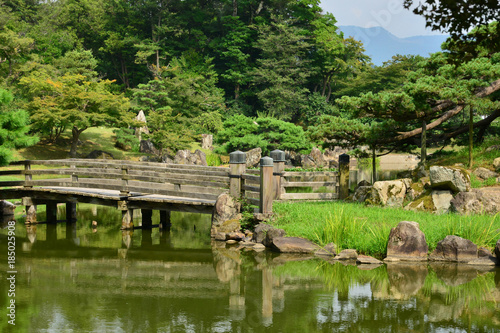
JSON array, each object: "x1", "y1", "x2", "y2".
[
  {"x1": 232, "y1": 0, "x2": 238, "y2": 16},
  {"x1": 69, "y1": 127, "x2": 83, "y2": 158},
  {"x1": 469, "y1": 108, "x2": 473, "y2": 168},
  {"x1": 372, "y1": 146, "x2": 377, "y2": 184},
  {"x1": 421, "y1": 119, "x2": 427, "y2": 166}
]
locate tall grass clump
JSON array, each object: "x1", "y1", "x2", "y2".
[{"x1": 444, "y1": 214, "x2": 500, "y2": 249}]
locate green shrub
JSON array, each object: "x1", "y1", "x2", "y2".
[
  {"x1": 113, "y1": 128, "x2": 140, "y2": 152},
  {"x1": 215, "y1": 115, "x2": 311, "y2": 154}
]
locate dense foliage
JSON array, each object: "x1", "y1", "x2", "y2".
[{"x1": 0, "y1": 0, "x2": 498, "y2": 163}]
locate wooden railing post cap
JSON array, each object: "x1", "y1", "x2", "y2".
[
  {"x1": 260, "y1": 156, "x2": 273, "y2": 167},
  {"x1": 229, "y1": 151, "x2": 246, "y2": 164},
  {"x1": 339, "y1": 154, "x2": 350, "y2": 164},
  {"x1": 270, "y1": 150, "x2": 285, "y2": 162}
]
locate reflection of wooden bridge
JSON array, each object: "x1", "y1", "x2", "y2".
[{"x1": 0, "y1": 151, "x2": 348, "y2": 229}]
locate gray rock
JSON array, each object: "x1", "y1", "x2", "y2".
[
  {"x1": 486, "y1": 145, "x2": 500, "y2": 152},
  {"x1": 86, "y1": 150, "x2": 114, "y2": 159},
  {"x1": 227, "y1": 232, "x2": 245, "y2": 241},
  {"x1": 336, "y1": 249, "x2": 358, "y2": 260},
  {"x1": 494, "y1": 157, "x2": 500, "y2": 172},
  {"x1": 252, "y1": 223, "x2": 274, "y2": 244},
  {"x1": 300, "y1": 154, "x2": 316, "y2": 168},
  {"x1": 356, "y1": 255, "x2": 382, "y2": 265},
  {"x1": 174, "y1": 149, "x2": 207, "y2": 166},
  {"x1": 450, "y1": 189, "x2": 500, "y2": 215},
  {"x1": 429, "y1": 166, "x2": 471, "y2": 193},
  {"x1": 386, "y1": 221, "x2": 428, "y2": 262},
  {"x1": 429, "y1": 235, "x2": 478, "y2": 262},
  {"x1": 215, "y1": 232, "x2": 227, "y2": 241},
  {"x1": 495, "y1": 239, "x2": 500, "y2": 258},
  {"x1": 315, "y1": 243, "x2": 337, "y2": 257},
  {"x1": 271, "y1": 237, "x2": 321, "y2": 254},
  {"x1": 473, "y1": 167, "x2": 498, "y2": 180},
  {"x1": 431, "y1": 190, "x2": 454, "y2": 214},
  {"x1": 371, "y1": 180, "x2": 407, "y2": 207},
  {"x1": 478, "y1": 247, "x2": 492, "y2": 258},
  {"x1": 309, "y1": 147, "x2": 326, "y2": 168},
  {"x1": 245, "y1": 148, "x2": 262, "y2": 168},
  {"x1": 0, "y1": 200, "x2": 16, "y2": 215},
  {"x1": 263, "y1": 228, "x2": 286, "y2": 247},
  {"x1": 201, "y1": 134, "x2": 213, "y2": 150},
  {"x1": 211, "y1": 193, "x2": 241, "y2": 232},
  {"x1": 139, "y1": 140, "x2": 159, "y2": 155},
  {"x1": 352, "y1": 186, "x2": 372, "y2": 203}
]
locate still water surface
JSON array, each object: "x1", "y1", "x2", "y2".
[{"x1": 1, "y1": 206, "x2": 500, "y2": 332}]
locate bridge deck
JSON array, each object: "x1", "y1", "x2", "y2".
[{"x1": 0, "y1": 186, "x2": 216, "y2": 214}]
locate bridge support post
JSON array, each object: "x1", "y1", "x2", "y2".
[
  {"x1": 22, "y1": 197, "x2": 37, "y2": 224},
  {"x1": 229, "y1": 151, "x2": 246, "y2": 197},
  {"x1": 159, "y1": 211, "x2": 171, "y2": 230},
  {"x1": 270, "y1": 150, "x2": 285, "y2": 200},
  {"x1": 141, "y1": 209, "x2": 153, "y2": 228},
  {"x1": 259, "y1": 157, "x2": 274, "y2": 214},
  {"x1": 66, "y1": 202, "x2": 77, "y2": 223},
  {"x1": 46, "y1": 202, "x2": 58, "y2": 224},
  {"x1": 118, "y1": 200, "x2": 133, "y2": 229},
  {"x1": 339, "y1": 154, "x2": 350, "y2": 200}
]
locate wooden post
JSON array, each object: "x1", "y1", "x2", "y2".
[
  {"x1": 46, "y1": 202, "x2": 58, "y2": 224},
  {"x1": 70, "y1": 162, "x2": 78, "y2": 184},
  {"x1": 121, "y1": 209, "x2": 134, "y2": 229},
  {"x1": 23, "y1": 197, "x2": 36, "y2": 224},
  {"x1": 270, "y1": 150, "x2": 285, "y2": 200},
  {"x1": 120, "y1": 166, "x2": 130, "y2": 196},
  {"x1": 159, "y1": 210, "x2": 171, "y2": 230},
  {"x1": 339, "y1": 154, "x2": 350, "y2": 200},
  {"x1": 24, "y1": 160, "x2": 32, "y2": 188},
  {"x1": 229, "y1": 151, "x2": 246, "y2": 198},
  {"x1": 141, "y1": 209, "x2": 153, "y2": 228},
  {"x1": 260, "y1": 156, "x2": 273, "y2": 214},
  {"x1": 66, "y1": 202, "x2": 77, "y2": 223}
]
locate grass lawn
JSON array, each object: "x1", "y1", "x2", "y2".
[{"x1": 271, "y1": 200, "x2": 500, "y2": 258}]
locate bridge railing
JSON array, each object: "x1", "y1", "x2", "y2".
[{"x1": 0, "y1": 159, "x2": 231, "y2": 201}]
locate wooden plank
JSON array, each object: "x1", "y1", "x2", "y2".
[
  {"x1": 242, "y1": 185, "x2": 260, "y2": 192},
  {"x1": 283, "y1": 181, "x2": 337, "y2": 187},
  {"x1": 0, "y1": 181, "x2": 24, "y2": 187},
  {"x1": 245, "y1": 192, "x2": 259, "y2": 199},
  {"x1": 246, "y1": 169, "x2": 260, "y2": 175},
  {"x1": 281, "y1": 193, "x2": 338, "y2": 200},
  {"x1": 0, "y1": 170, "x2": 23, "y2": 176},
  {"x1": 242, "y1": 174, "x2": 260, "y2": 182},
  {"x1": 283, "y1": 171, "x2": 338, "y2": 177},
  {"x1": 246, "y1": 198, "x2": 259, "y2": 206}
]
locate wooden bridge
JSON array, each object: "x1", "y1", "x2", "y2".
[{"x1": 0, "y1": 150, "x2": 349, "y2": 229}]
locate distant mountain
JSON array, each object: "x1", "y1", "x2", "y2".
[{"x1": 339, "y1": 26, "x2": 449, "y2": 66}]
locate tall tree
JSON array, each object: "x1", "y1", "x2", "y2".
[{"x1": 0, "y1": 88, "x2": 38, "y2": 165}]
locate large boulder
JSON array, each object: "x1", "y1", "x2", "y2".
[
  {"x1": 371, "y1": 180, "x2": 407, "y2": 207},
  {"x1": 245, "y1": 148, "x2": 262, "y2": 168},
  {"x1": 405, "y1": 189, "x2": 453, "y2": 214},
  {"x1": 174, "y1": 149, "x2": 207, "y2": 166},
  {"x1": 139, "y1": 140, "x2": 159, "y2": 155},
  {"x1": 309, "y1": 147, "x2": 326, "y2": 168},
  {"x1": 352, "y1": 186, "x2": 372, "y2": 203},
  {"x1": 0, "y1": 200, "x2": 15, "y2": 215},
  {"x1": 300, "y1": 154, "x2": 316, "y2": 168},
  {"x1": 429, "y1": 235, "x2": 478, "y2": 262},
  {"x1": 450, "y1": 189, "x2": 500, "y2": 215},
  {"x1": 211, "y1": 193, "x2": 241, "y2": 234},
  {"x1": 385, "y1": 221, "x2": 428, "y2": 262},
  {"x1": 473, "y1": 167, "x2": 498, "y2": 180},
  {"x1": 134, "y1": 110, "x2": 149, "y2": 139},
  {"x1": 429, "y1": 166, "x2": 470, "y2": 193},
  {"x1": 271, "y1": 237, "x2": 322, "y2": 254}
]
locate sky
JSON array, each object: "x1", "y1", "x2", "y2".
[{"x1": 319, "y1": 0, "x2": 447, "y2": 38}]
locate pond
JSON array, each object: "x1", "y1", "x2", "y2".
[{"x1": 1, "y1": 205, "x2": 500, "y2": 332}]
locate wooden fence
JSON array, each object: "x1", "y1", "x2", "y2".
[
  {"x1": 0, "y1": 159, "x2": 231, "y2": 202},
  {"x1": 0, "y1": 151, "x2": 349, "y2": 217}
]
